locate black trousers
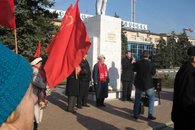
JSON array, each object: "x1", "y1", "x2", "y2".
[
  {"x1": 77, "y1": 80, "x2": 90, "y2": 107},
  {"x1": 67, "y1": 96, "x2": 77, "y2": 111},
  {"x1": 122, "y1": 81, "x2": 132, "y2": 100}
]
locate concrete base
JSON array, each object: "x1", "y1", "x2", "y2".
[{"x1": 88, "y1": 90, "x2": 159, "y2": 106}]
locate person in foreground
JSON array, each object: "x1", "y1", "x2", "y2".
[
  {"x1": 0, "y1": 43, "x2": 36, "y2": 130},
  {"x1": 172, "y1": 46, "x2": 195, "y2": 130},
  {"x1": 133, "y1": 51, "x2": 156, "y2": 120}
]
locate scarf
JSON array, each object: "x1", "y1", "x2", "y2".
[
  {"x1": 98, "y1": 62, "x2": 108, "y2": 81},
  {"x1": 33, "y1": 65, "x2": 46, "y2": 83}
]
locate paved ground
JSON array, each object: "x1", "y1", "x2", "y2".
[
  {"x1": 160, "y1": 124, "x2": 173, "y2": 130},
  {"x1": 39, "y1": 87, "x2": 173, "y2": 130}
]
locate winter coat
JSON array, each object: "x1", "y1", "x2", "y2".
[
  {"x1": 134, "y1": 59, "x2": 156, "y2": 91},
  {"x1": 171, "y1": 61, "x2": 195, "y2": 123},
  {"x1": 66, "y1": 71, "x2": 79, "y2": 96},
  {"x1": 93, "y1": 63, "x2": 109, "y2": 99},
  {"x1": 121, "y1": 56, "x2": 134, "y2": 82},
  {"x1": 79, "y1": 59, "x2": 91, "y2": 81}
]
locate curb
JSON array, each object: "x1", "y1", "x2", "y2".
[{"x1": 145, "y1": 121, "x2": 173, "y2": 130}]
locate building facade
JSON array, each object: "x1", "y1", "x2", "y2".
[{"x1": 124, "y1": 29, "x2": 167, "y2": 60}]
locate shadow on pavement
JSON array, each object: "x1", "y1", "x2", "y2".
[
  {"x1": 47, "y1": 91, "x2": 68, "y2": 111},
  {"x1": 101, "y1": 103, "x2": 133, "y2": 119},
  {"x1": 76, "y1": 112, "x2": 121, "y2": 130},
  {"x1": 125, "y1": 127, "x2": 136, "y2": 130}
]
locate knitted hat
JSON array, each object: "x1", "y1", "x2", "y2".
[
  {"x1": 187, "y1": 46, "x2": 195, "y2": 56},
  {"x1": 0, "y1": 43, "x2": 33, "y2": 125}
]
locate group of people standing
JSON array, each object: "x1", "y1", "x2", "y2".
[
  {"x1": 66, "y1": 50, "x2": 157, "y2": 121},
  {"x1": 66, "y1": 54, "x2": 110, "y2": 113},
  {"x1": 66, "y1": 54, "x2": 92, "y2": 113},
  {"x1": 2, "y1": 40, "x2": 195, "y2": 130},
  {"x1": 121, "y1": 51, "x2": 157, "y2": 120}
]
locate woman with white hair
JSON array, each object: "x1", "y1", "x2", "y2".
[{"x1": 93, "y1": 54, "x2": 109, "y2": 107}]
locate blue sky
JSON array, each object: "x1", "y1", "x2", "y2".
[{"x1": 52, "y1": 0, "x2": 195, "y2": 38}]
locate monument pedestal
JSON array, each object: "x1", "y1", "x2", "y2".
[{"x1": 84, "y1": 15, "x2": 122, "y2": 92}]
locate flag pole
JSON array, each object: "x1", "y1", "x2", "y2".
[
  {"x1": 75, "y1": 68, "x2": 78, "y2": 79},
  {"x1": 14, "y1": 29, "x2": 18, "y2": 54}
]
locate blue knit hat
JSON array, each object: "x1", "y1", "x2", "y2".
[{"x1": 0, "y1": 43, "x2": 33, "y2": 125}]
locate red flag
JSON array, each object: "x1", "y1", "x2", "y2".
[
  {"x1": 44, "y1": 0, "x2": 91, "y2": 88},
  {"x1": 45, "y1": 4, "x2": 73, "y2": 55},
  {"x1": 34, "y1": 41, "x2": 41, "y2": 58},
  {"x1": 0, "y1": 0, "x2": 16, "y2": 29}
]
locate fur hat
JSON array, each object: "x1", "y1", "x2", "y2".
[
  {"x1": 187, "y1": 46, "x2": 195, "y2": 56},
  {"x1": 0, "y1": 43, "x2": 32, "y2": 125}
]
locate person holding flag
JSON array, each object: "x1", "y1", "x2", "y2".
[
  {"x1": 44, "y1": 0, "x2": 91, "y2": 88},
  {"x1": 77, "y1": 54, "x2": 91, "y2": 108},
  {"x1": 66, "y1": 67, "x2": 81, "y2": 113}
]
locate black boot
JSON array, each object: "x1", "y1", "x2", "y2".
[
  {"x1": 33, "y1": 121, "x2": 38, "y2": 130},
  {"x1": 100, "y1": 98, "x2": 106, "y2": 107}
]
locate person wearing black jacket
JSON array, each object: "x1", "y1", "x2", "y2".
[
  {"x1": 121, "y1": 51, "x2": 135, "y2": 101},
  {"x1": 171, "y1": 46, "x2": 195, "y2": 130},
  {"x1": 66, "y1": 68, "x2": 80, "y2": 113},
  {"x1": 133, "y1": 51, "x2": 156, "y2": 120},
  {"x1": 77, "y1": 54, "x2": 91, "y2": 108}
]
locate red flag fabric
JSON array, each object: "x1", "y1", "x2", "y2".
[
  {"x1": 44, "y1": 0, "x2": 91, "y2": 88},
  {"x1": 0, "y1": 0, "x2": 16, "y2": 29},
  {"x1": 45, "y1": 4, "x2": 73, "y2": 55},
  {"x1": 34, "y1": 41, "x2": 41, "y2": 58}
]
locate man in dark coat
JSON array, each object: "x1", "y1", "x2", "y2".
[
  {"x1": 171, "y1": 46, "x2": 195, "y2": 130},
  {"x1": 77, "y1": 54, "x2": 91, "y2": 108},
  {"x1": 93, "y1": 54, "x2": 109, "y2": 107},
  {"x1": 66, "y1": 68, "x2": 80, "y2": 113},
  {"x1": 133, "y1": 51, "x2": 156, "y2": 120},
  {"x1": 121, "y1": 51, "x2": 135, "y2": 101}
]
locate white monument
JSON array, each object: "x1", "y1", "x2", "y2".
[
  {"x1": 96, "y1": 0, "x2": 107, "y2": 15},
  {"x1": 84, "y1": 15, "x2": 122, "y2": 99}
]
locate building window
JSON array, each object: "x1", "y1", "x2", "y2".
[{"x1": 128, "y1": 42, "x2": 154, "y2": 60}]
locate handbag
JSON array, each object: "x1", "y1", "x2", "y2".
[{"x1": 89, "y1": 81, "x2": 95, "y2": 92}]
